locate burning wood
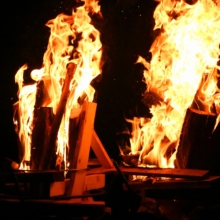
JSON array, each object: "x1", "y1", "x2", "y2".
[
  {"x1": 118, "y1": 166, "x2": 209, "y2": 180},
  {"x1": 11, "y1": 0, "x2": 220, "y2": 194},
  {"x1": 176, "y1": 107, "x2": 220, "y2": 173},
  {"x1": 121, "y1": 0, "x2": 220, "y2": 169},
  {"x1": 13, "y1": 0, "x2": 102, "y2": 171}
]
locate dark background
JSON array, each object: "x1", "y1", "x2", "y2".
[{"x1": 0, "y1": 0, "x2": 157, "y2": 162}]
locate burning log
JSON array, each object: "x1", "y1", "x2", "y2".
[
  {"x1": 175, "y1": 108, "x2": 220, "y2": 173},
  {"x1": 38, "y1": 63, "x2": 77, "y2": 170},
  {"x1": 31, "y1": 107, "x2": 53, "y2": 170},
  {"x1": 31, "y1": 75, "x2": 55, "y2": 170}
]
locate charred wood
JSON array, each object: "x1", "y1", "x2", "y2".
[
  {"x1": 31, "y1": 75, "x2": 54, "y2": 170},
  {"x1": 175, "y1": 108, "x2": 220, "y2": 174},
  {"x1": 31, "y1": 107, "x2": 53, "y2": 170},
  {"x1": 141, "y1": 91, "x2": 163, "y2": 108}
]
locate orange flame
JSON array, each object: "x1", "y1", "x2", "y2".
[
  {"x1": 14, "y1": 0, "x2": 102, "y2": 169},
  {"x1": 14, "y1": 64, "x2": 37, "y2": 169},
  {"x1": 131, "y1": 0, "x2": 220, "y2": 168}
]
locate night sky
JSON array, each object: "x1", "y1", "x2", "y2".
[{"x1": 1, "y1": 0, "x2": 158, "y2": 162}]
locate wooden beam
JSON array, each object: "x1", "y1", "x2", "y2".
[
  {"x1": 119, "y1": 167, "x2": 209, "y2": 179},
  {"x1": 84, "y1": 166, "x2": 209, "y2": 179},
  {"x1": 123, "y1": 176, "x2": 220, "y2": 191},
  {"x1": 86, "y1": 166, "x2": 209, "y2": 179}
]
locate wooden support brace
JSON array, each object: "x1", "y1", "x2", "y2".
[
  {"x1": 67, "y1": 101, "x2": 97, "y2": 196},
  {"x1": 91, "y1": 130, "x2": 113, "y2": 168}
]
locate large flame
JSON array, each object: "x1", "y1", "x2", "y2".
[
  {"x1": 131, "y1": 0, "x2": 220, "y2": 168},
  {"x1": 14, "y1": 0, "x2": 102, "y2": 169}
]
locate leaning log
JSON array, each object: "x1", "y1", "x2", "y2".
[
  {"x1": 175, "y1": 108, "x2": 220, "y2": 174},
  {"x1": 38, "y1": 63, "x2": 77, "y2": 170}
]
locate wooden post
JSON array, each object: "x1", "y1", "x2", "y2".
[
  {"x1": 29, "y1": 75, "x2": 54, "y2": 170},
  {"x1": 67, "y1": 101, "x2": 97, "y2": 196},
  {"x1": 31, "y1": 107, "x2": 53, "y2": 170}
]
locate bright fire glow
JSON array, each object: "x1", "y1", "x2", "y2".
[
  {"x1": 130, "y1": 0, "x2": 220, "y2": 168},
  {"x1": 14, "y1": 0, "x2": 102, "y2": 169}
]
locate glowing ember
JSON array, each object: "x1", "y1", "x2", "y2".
[
  {"x1": 130, "y1": 0, "x2": 220, "y2": 168},
  {"x1": 14, "y1": 0, "x2": 102, "y2": 170}
]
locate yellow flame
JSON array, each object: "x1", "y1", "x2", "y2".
[
  {"x1": 14, "y1": 65, "x2": 37, "y2": 168},
  {"x1": 132, "y1": 0, "x2": 220, "y2": 168}
]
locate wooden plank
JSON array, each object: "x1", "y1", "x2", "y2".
[
  {"x1": 67, "y1": 101, "x2": 97, "y2": 196},
  {"x1": 50, "y1": 180, "x2": 67, "y2": 197},
  {"x1": 83, "y1": 174, "x2": 105, "y2": 191},
  {"x1": 91, "y1": 130, "x2": 113, "y2": 168},
  {"x1": 85, "y1": 166, "x2": 209, "y2": 179},
  {"x1": 119, "y1": 167, "x2": 209, "y2": 179},
  {"x1": 123, "y1": 176, "x2": 220, "y2": 191},
  {"x1": 0, "y1": 170, "x2": 64, "y2": 183},
  {"x1": 86, "y1": 167, "x2": 116, "y2": 175}
]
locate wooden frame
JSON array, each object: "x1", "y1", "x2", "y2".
[{"x1": 67, "y1": 101, "x2": 114, "y2": 197}]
